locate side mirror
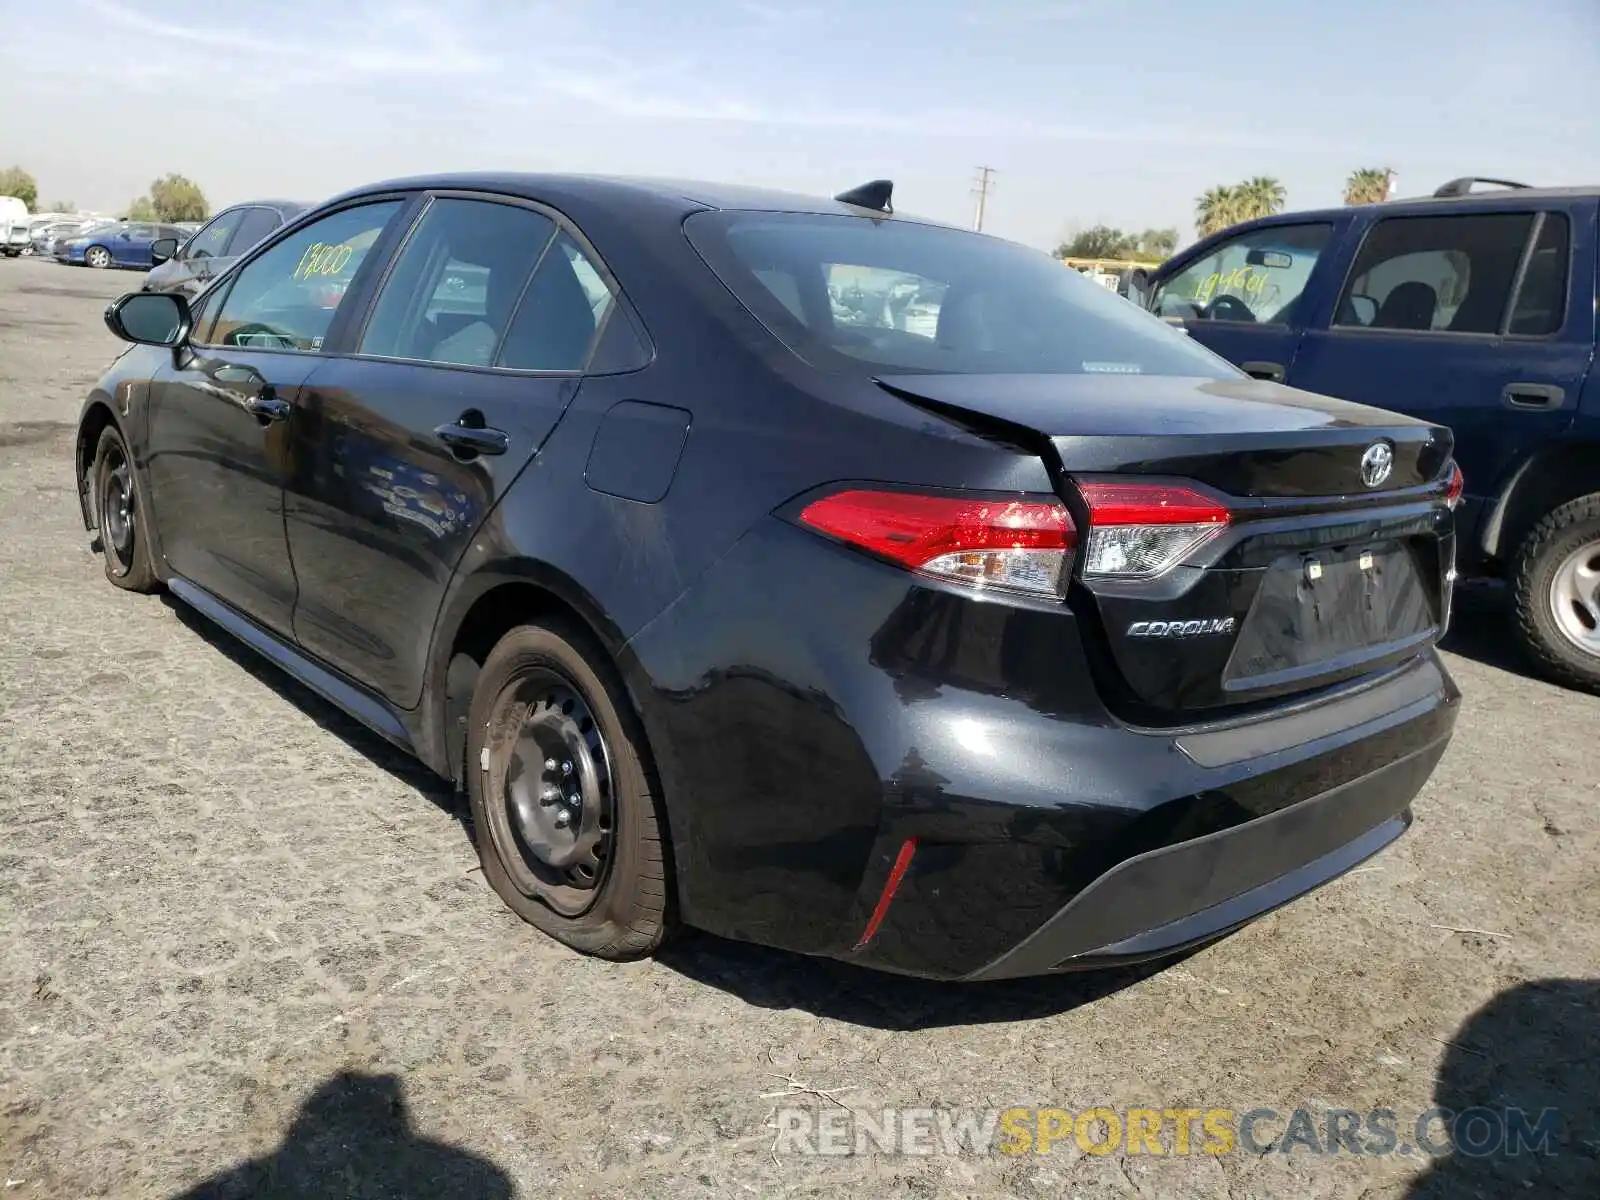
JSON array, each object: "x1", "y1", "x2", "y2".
[
  {"x1": 150, "y1": 237, "x2": 179, "y2": 265},
  {"x1": 105, "y1": 291, "x2": 191, "y2": 346}
]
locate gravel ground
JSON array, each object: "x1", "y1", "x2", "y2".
[{"x1": 1, "y1": 254, "x2": 1596, "y2": 1199}]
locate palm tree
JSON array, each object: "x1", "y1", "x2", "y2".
[
  {"x1": 1344, "y1": 167, "x2": 1392, "y2": 205},
  {"x1": 1240, "y1": 176, "x2": 1287, "y2": 220},
  {"x1": 1195, "y1": 186, "x2": 1241, "y2": 238}
]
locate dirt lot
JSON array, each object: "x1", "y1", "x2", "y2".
[{"x1": 0, "y1": 254, "x2": 1596, "y2": 1198}]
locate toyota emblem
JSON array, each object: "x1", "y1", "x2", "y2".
[{"x1": 1360, "y1": 441, "x2": 1394, "y2": 489}]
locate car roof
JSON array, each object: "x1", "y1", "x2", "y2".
[
  {"x1": 326, "y1": 172, "x2": 956, "y2": 228},
  {"x1": 219, "y1": 199, "x2": 306, "y2": 214},
  {"x1": 1242, "y1": 184, "x2": 1600, "y2": 227}
]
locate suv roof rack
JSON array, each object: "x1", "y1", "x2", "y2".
[
  {"x1": 1433, "y1": 176, "x2": 1534, "y2": 198},
  {"x1": 834, "y1": 180, "x2": 894, "y2": 214}
]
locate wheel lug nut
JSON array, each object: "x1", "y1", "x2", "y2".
[
  {"x1": 554, "y1": 809, "x2": 571, "y2": 829},
  {"x1": 540, "y1": 785, "x2": 561, "y2": 806},
  {"x1": 561, "y1": 760, "x2": 573, "y2": 776},
  {"x1": 544, "y1": 758, "x2": 557, "y2": 771}
]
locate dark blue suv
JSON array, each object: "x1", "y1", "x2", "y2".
[{"x1": 1131, "y1": 178, "x2": 1599, "y2": 689}]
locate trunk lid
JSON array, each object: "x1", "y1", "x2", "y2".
[{"x1": 876, "y1": 373, "x2": 1457, "y2": 720}]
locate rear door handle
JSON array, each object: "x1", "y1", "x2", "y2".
[
  {"x1": 1241, "y1": 361, "x2": 1286, "y2": 383},
  {"x1": 1502, "y1": 383, "x2": 1565, "y2": 411},
  {"x1": 434, "y1": 417, "x2": 509, "y2": 457}
]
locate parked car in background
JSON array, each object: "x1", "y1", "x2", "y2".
[
  {"x1": 57, "y1": 221, "x2": 191, "y2": 269},
  {"x1": 76, "y1": 172, "x2": 1461, "y2": 980},
  {"x1": 0, "y1": 197, "x2": 30, "y2": 257},
  {"x1": 30, "y1": 218, "x2": 99, "y2": 257},
  {"x1": 143, "y1": 201, "x2": 306, "y2": 296},
  {"x1": 1128, "y1": 177, "x2": 1600, "y2": 690}
]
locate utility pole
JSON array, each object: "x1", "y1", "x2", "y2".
[{"x1": 972, "y1": 166, "x2": 996, "y2": 232}]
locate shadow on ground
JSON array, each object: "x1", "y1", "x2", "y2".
[
  {"x1": 1437, "y1": 582, "x2": 1538, "y2": 676},
  {"x1": 657, "y1": 929, "x2": 1182, "y2": 1030},
  {"x1": 1405, "y1": 978, "x2": 1600, "y2": 1197},
  {"x1": 162, "y1": 595, "x2": 1192, "y2": 1029},
  {"x1": 172, "y1": 1071, "x2": 514, "y2": 1199},
  {"x1": 163, "y1": 598, "x2": 461, "y2": 820}
]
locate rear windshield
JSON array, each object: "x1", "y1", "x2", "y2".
[{"x1": 684, "y1": 211, "x2": 1236, "y2": 378}]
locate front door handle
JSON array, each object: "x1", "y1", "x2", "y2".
[
  {"x1": 434, "y1": 416, "x2": 509, "y2": 457},
  {"x1": 246, "y1": 393, "x2": 290, "y2": 422},
  {"x1": 1502, "y1": 383, "x2": 1565, "y2": 411},
  {"x1": 1241, "y1": 361, "x2": 1286, "y2": 383}
]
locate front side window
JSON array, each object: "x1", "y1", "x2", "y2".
[
  {"x1": 228, "y1": 207, "x2": 285, "y2": 256},
  {"x1": 685, "y1": 212, "x2": 1235, "y2": 378},
  {"x1": 206, "y1": 201, "x2": 403, "y2": 351},
  {"x1": 1334, "y1": 213, "x2": 1535, "y2": 333},
  {"x1": 1153, "y1": 224, "x2": 1332, "y2": 325},
  {"x1": 359, "y1": 198, "x2": 556, "y2": 367},
  {"x1": 183, "y1": 210, "x2": 242, "y2": 260}
]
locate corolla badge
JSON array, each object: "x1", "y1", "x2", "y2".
[
  {"x1": 1127, "y1": 618, "x2": 1236, "y2": 638},
  {"x1": 1360, "y1": 441, "x2": 1395, "y2": 488}
]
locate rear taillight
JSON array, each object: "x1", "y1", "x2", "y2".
[
  {"x1": 797, "y1": 489, "x2": 1074, "y2": 598},
  {"x1": 1444, "y1": 462, "x2": 1464, "y2": 510},
  {"x1": 1075, "y1": 481, "x2": 1231, "y2": 579}
]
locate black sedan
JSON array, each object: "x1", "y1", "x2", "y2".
[{"x1": 76, "y1": 174, "x2": 1461, "y2": 980}]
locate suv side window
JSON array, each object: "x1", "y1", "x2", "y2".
[
  {"x1": 1153, "y1": 223, "x2": 1333, "y2": 325},
  {"x1": 498, "y1": 232, "x2": 617, "y2": 371},
  {"x1": 228, "y1": 207, "x2": 285, "y2": 256},
  {"x1": 359, "y1": 198, "x2": 557, "y2": 367},
  {"x1": 1334, "y1": 213, "x2": 1536, "y2": 334},
  {"x1": 1506, "y1": 214, "x2": 1570, "y2": 336},
  {"x1": 204, "y1": 201, "x2": 403, "y2": 352},
  {"x1": 183, "y1": 210, "x2": 242, "y2": 260}
]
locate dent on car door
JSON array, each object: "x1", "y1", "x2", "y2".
[
  {"x1": 142, "y1": 199, "x2": 409, "y2": 635},
  {"x1": 283, "y1": 196, "x2": 624, "y2": 706},
  {"x1": 1147, "y1": 221, "x2": 1339, "y2": 381}
]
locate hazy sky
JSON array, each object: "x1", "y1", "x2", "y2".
[{"x1": 4, "y1": 0, "x2": 1597, "y2": 250}]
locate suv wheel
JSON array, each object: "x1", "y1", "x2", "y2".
[
  {"x1": 91, "y1": 425, "x2": 159, "y2": 592},
  {"x1": 465, "y1": 620, "x2": 671, "y2": 959},
  {"x1": 1512, "y1": 492, "x2": 1600, "y2": 691}
]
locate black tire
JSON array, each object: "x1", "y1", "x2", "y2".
[
  {"x1": 466, "y1": 620, "x2": 671, "y2": 959},
  {"x1": 1511, "y1": 492, "x2": 1600, "y2": 692},
  {"x1": 91, "y1": 425, "x2": 159, "y2": 592}
]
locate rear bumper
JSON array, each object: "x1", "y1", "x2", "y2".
[
  {"x1": 624, "y1": 517, "x2": 1459, "y2": 981},
  {"x1": 964, "y1": 741, "x2": 1433, "y2": 980}
]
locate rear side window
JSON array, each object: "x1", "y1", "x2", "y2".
[
  {"x1": 359, "y1": 198, "x2": 557, "y2": 367},
  {"x1": 685, "y1": 212, "x2": 1234, "y2": 378},
  {"x1": 497, "y1": 232, "x2": 616, "y2": 371},
  {"x1": 1507, "y1": 214, "x2": 1570, "y2": 336},
  {"x1": 229, "y1": 207, "x2": 284, "y2": 255},
  {"x1": 1334, "y1": 213, "x2": 1536, "y2": 334}
]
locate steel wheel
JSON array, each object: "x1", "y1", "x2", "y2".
[
  {"x1": 484, "y1": 668, "x2": 615, "y2": 917},
  {"x1": 97, "y1": 439, "x2": 138, "y2": 577},
  {"x1": 85, "y1": 245, "x2": 111, "y2": 269},
  {"x1": 1549, "y1": 539, "x2": 1600, "y2": 655}
]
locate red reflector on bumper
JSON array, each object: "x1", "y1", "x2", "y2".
[{"x1": 854, "y1": 838, "x2": 918, "y2": 950}]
